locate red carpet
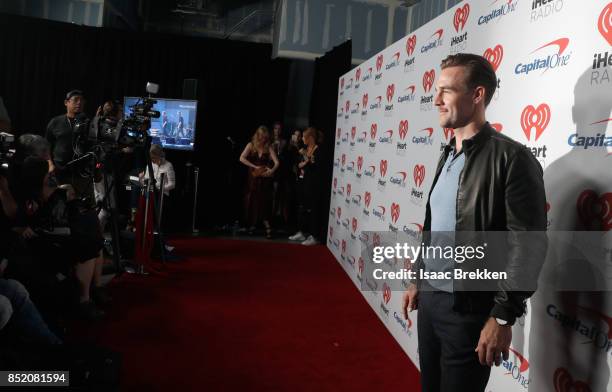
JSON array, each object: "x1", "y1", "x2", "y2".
[{"x1": 73, "y1": 238, "x2": 421, "y2": 391}]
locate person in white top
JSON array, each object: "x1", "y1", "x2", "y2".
[{"x1": 140, "y1": 144, "x2": 175, "y2": 196}]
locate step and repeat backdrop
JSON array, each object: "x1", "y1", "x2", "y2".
[{"x1": 327, "y1": 1, "x2": 612, "y2": 391}]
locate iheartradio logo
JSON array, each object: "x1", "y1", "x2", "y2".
[
  {"x1": 521, "y1": 104, "x2": 551, "y2": 141},
  {"x1": 398, "y1": 120, "x2": 409, "y2": 140},
  {"x1": 406, "y1": 35, "x2": 416, "y2": 56},
  {"x1": 382, "y1": 283, "x2": 391, "y2": 304},
  {"x1": 598, "y1": 3, "x2": 612, "y2": 46},
  {"x1": 341, "y1": 239, "x2": 346, "y2": 254},
  {"x1": 453, "y1": 3, "x2": 470, "y2": 32},
  {"x1": 357, "y1": 156, "x2": 363, "y2": 171},
  {"x1": 371, "y1": 123, "x2": 378, "y2": 140},
  {"x1": 553, "y1": 368, "x2": 591, "y2": 392},
  {"x1": 380, "y1": 160, "x2": 388, "y2": 178},
  {"x1": 364, "y1": 191, "x2": 372, "y2": 208},
  {"x1": 352, "y1": 217, "x2": 358, "y2": 233},
  {"x1": 346, "y1": 183, "x2": 352, "y2": 197},
  {"x1": 390, "y1": 202, "x2": 401, "y2": 224},
  {"x1": 356, "y1": 68, "x2": 362, "y2": 82},
  {"x1": 577, "y1": 190, "x2": 612, "y2": 231},
  {"x1": 443, "y1": 127, "x2": 455, "y2": 141},
  {"x1": 351, "y1": 127, "x2": 356, "y2": 140},
  {"x1": 413, "y1": 165, "x2": 426, "y2": 187},
  {"x1": 483, "y1": 44, "x2": 503, "y2": 72},
  {"x1": 362, "y1": 93, "x2": 368, "y2": 108},
  {"x1": 491, "y1": 123, "x2": 503, "y2": 132},
  {"x1": 341, "y1": 153, "x2": 346, "y2": 167},
  {"x1": 422, "y1": 69, "x2": 435, "y2": 93},
  {"x1": 345, "y1": 100, "x2": 350, "y2": 114},
  {"x1": 376, "y1": 54, "x2": 384, "y2": 72},
  {"x1": 386, "y1": 84, "x2": 395, "y2": 103}
]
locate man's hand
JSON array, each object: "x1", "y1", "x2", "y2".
[
  {"x1": 475, "y1": 318, "x2": 512, "y2": 367},
  {"x1": 402, "y1": 283, "x2": 419, "y2": 320}
]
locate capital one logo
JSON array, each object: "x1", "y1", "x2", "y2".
[
  {"x1": 382, "y1": 283, "x2": 391, "y2": 304},
  {"x1": 364, "y1": 191, "x2": 372, "y2": 208},
  {"x1": 453, "y1": 3, "x2": 470, "y2": 32},
  {"x1": 376, "y1": 54, "x2": 384, "y2": 72},
  {"x1": 406, "y1": 34, "x2": 416, "y2": 56},
  {"x1": 386, "y1": 84, "x2": 395, "y2": 103},
  {"x1": 390, "y1": 202, "x2": 401, "y2": 223},
  {"x1": 413, "y1": 165, "x2": 426, "y2": 187},
  {"x1": 380, "y1": 160, "x2": 388, "y2": 178},
  {"x1": 577, "y1": 190, "x2": 612, "y2": 231},
  {"x1": 521, "y1": 104, "x2": 550, "y2": 141},
  {"x1": 399, "y1": 120, "x2": 409, "y2": 140},
  {"x1": 483, "y1": 44, "x2": 503, "y2": 71},
  {"x1": 598, "y1": 2, "x2": 612, "y2": 46},
  {"x1": 515, "y1": 37, "x2": 571, "y2": 75},
  {"x1": 553, "y1": 368, "x2": 591, "y2": 392},
  {"x1": 423, "y1": 69, "x2": 435, "y2": 93}
]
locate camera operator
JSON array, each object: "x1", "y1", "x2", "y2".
[{"x1": 45, "y1": 90, "x2": 95, "y2": 207}]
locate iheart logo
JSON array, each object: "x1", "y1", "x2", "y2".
[
  {"x1": 380, "y1": 160, "x2": 388, "y2": 178},
  {"x1": 337, "y1": 207, "x2": 342, "y2": 219},
  {"x1": 346, "y1": 183, "x2": 352, "y2": 197},
  {"x1": 358, "y1": 257, "x2": 364, "y2": 275},
  {"x1": 598, "y1": 3, "x2": 612, "y2": 46},
  {"x1": 398, "y1": 120, "x2": 409, "y2": 140},
  {"x1": 333, "y1": 178, "x2": 337, "y2": 189},
  {"x1": 443, "y1": 127, "x2": 455, "y2": 141},
  {"x1": 453, "y1": 3, "x2": 470, "y2": 32},
  {"x1": 383, "y1": 283, "x2": 391, "y2": 304},
  {"x1": 521, "y1": 104, "x2": 551, "y2": 141},
  {"x1": 352, "y1": 217, "x2": 358, "y2": 233},
  {"x1": 364, "y1": 191, "x2": 372, "y2": 208},
  {"x1": 387, "y1": 84, "x2": 395, "y2": 103},
  {"x1": 345, "y1": 100, "x2": 350, "y2": 113},
  {"x1": 371, "y1": 123, "x2": 378, "y2": 140},
  {"x1": 373, "y1": 233, "x2": 381, "y2": 247},
  {"x1": 483, "y1": 44, "x2": 503, "y2": 71},
  {"x1": 341, "y1": 239, "x2": 346, "y2": 254},
  {"x1": 351, "y1": 127, "x2": 356, "y2": 140},
  {"x1": 413, "y1": 165, "x2": 426, "y2": 187},
  {"x1": 577, "y1": 190, "x2": 612, "y2": 231},
  {"x1": 390, "y1": 203, "x2": 401, "y2": 223},
  {"x1": 553, "y1": 368, "x2": 591, "y2": 392},
  {"x1": 376, "y1": 54, "x2": 384, "y2": 72},
  {"x1": 341, "y1": 154, "x2": 346, "y2": 166},
  {"x1": 356, "y1": 68, "x2": 362, "y2": 81},
  {"x1": 491, "y1": 123, "x2": 503, "y2": 132},
  {"x1": 357, "y1": 156, "x2": 363, "y2": 171},
  {"x1": 423, "y1": 69, "x2": 435, "y2": 93},
  {"x1": 362, "y1": 93, "x2": 368, "y2": 108},
  {"x1": 406, "y1": 34, "x2": 416, "y2": 56},
  {"x1": 329, "y1": 226, "x2": 333, "y2": 238}
]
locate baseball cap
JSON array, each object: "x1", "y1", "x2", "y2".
[{"x1": 65, "y1": 89, "x2": 84, "y2": 100}]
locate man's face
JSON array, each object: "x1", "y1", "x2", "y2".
[
  {"x1": 434, "y1": 66, "x2": 476, "y2": 129},
  {"x1": 65, "y1": 96, "x2": 84, "y2": 115}
]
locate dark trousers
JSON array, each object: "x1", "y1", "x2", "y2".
[{"x1": 417, "y1": 288, "x2": 491, "y2": 392}]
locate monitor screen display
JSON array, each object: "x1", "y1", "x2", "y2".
[{"x1": 124, "y1": 97, "x2": 198, "y2": 151}]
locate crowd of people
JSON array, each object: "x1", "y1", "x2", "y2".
[{"x1": 239, "y1": 123, "x2": 325, "y2": 245}]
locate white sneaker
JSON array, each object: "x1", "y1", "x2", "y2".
[
  {"x1": 289, "y1": 231, "x2": 306, "y2": 241},
  {"x1": 301, "y1": 235, "x2": 319, "y2": 246}
]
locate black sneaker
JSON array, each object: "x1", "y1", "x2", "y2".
[{"x1": 77, "y1": 300, "x2": 105, "y2": 321}]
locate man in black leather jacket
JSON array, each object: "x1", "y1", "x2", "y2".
[{"x1": 401, "y1": 53, "x2": 547, "y2": 392}]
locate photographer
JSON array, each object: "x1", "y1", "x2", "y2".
[{"x1": 11, "y1": 137, "x2": 108, "y2": 321}]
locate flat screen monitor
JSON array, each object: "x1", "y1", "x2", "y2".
[{"x1": 123, "y1": 97, "x2": 198, "y2": 151}]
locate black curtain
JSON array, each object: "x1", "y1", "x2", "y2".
[
  {"x1": 309, "y1": 40, "x2": 351, "y2": 242},
  {"x1": 0, "y1": 13, "x2": 290, "y2": 230}
]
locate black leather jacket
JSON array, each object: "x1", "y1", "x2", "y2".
[{"x1": 415, "y1": 122, "x2": 548, "y2": 324}]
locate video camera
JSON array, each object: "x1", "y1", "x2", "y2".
[{"x1": 0, "y1": 131, "x2": 15, "y2": 177}]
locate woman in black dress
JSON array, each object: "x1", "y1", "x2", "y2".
[{"x1": 239, "y1": 126, "x2": 279, "y2": 238}]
